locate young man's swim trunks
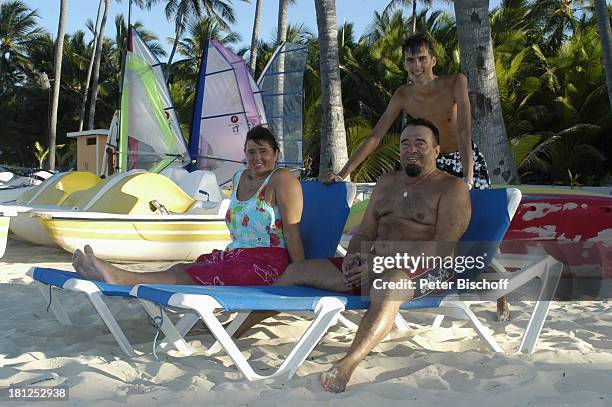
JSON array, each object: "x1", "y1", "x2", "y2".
[{"x1": 436, "y1": 142, "x2": 491, "y2": 189}]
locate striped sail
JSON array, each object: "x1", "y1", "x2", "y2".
[
  {"x1": 257, "y1": 42, "x2": 308, "y2": 168},
  {"x1": 118, "y1": 27, "x2": 189, "y2": 173},
  {"x1": 189, "y1": 40, "x2": 266, "y2": 186}
]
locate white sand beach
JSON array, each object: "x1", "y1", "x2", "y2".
[{"x1": 1, "y1": 238, "x2": 611, "y2": 406}]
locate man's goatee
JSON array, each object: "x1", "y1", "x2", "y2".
[{"x1": 404, "y1": 163, "x2": 422, "y2": 177}]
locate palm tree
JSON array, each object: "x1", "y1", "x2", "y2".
[
  {"x1": 171, "y1": 16, "x2": 240, "y2": 135},
  {"x1": 248, "y1": 0, "x2": 263, "y2": 73},
  {"x1": 77, "y1": 0, "x2": 103, "y2": 131},
  {"x1": 48, "y1": 0, "x2": 68, "y2": 171},
  {"x1": 249, "y1": 22, "x2": 312, "y2": 78},
  {"x1": 454, "y1": 0, "x2": 519, "y2": 184},
  {"x1": 513, "y1": 124, "x2": 606, "y2": 184},
  {"x1": 87, "y1": 0, "x2": 110, "y2": 130},
  {"x1": 530, "y1": 0, "x2": 581, "y2": 53},
  {"x1": 314, "y1": 0, "x2": 348, "y2": 179},
  {"x1": 176, "y1": 16, "x2": 240, "y2": 69},
  {"x1": 549, "y1": 22, "x2": 609, "y2": 127},
  {"x1": 593, "y1": 0, "x2": 612, "y2": 109},
  {"x1": 382, "y1": 0, "x2": 433, "y2": 34},
  {"x1": 113, "y1": 14, "x2": 166, "y2": 66},
  {"x1": 274, "y1": 0, "x2": 296, "y2": 156},
  {"x1": 144, "y1": 0, "x2": 237, "y2": 81},
  {"x1": 0, "y1": 1, "x2": 45, "y2": 92},
  {"x1": 277, "y1": 0, "x2": 295, "y2": 44}
]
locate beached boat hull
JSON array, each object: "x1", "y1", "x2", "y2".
[
  {"x1": 0, "y1": 216, "x2": 10, "y2": 258},
  {"x1": 5, "y1": 171, "x2": 103, "y2": 246},
  {"x1": 38, "y1": 213, "x2": 231, "y2": 261},
  {"x1": 0, "y1": 170, "x2": 55, "y2": 203},
  {"x1": 0, "y1": 206, "x2": 17, "y2": 257},
  {"x1": 504, "y1": 194, "x2": 612, "y2": 242},
  {"x1": 501, "y1": 194, "x2": 612, "y2": 275},
  {"x1": 8, "y1": 206, "x2": 58, "y2": 246},
  {"x1": 0, "y1": 185, "x2": 37, "y2": 204}
]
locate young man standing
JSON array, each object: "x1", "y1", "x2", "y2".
[{"x1": 326, "y1": 33, "x2": 490, "y2": 190}]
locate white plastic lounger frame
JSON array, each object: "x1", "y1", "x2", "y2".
[
  {"x1": 133, "y1": 287, "x2": 346, "y2": 381},
  {"x1": 411, "y1": 253, "x2": 563, "y2": 354},
  {"x1": 394, "y1": 189, "x2": 563, "y2": 354},
  {"x1": 26, "y1": 267, "x2": 197, "y2": 357},
  {"x1": 27, "y1": 181, "x2": 354, "y2": 360}
]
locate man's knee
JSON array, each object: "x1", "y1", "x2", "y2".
[{"x1": 276, "y1": 262, "x2": 305, "y2": 285}]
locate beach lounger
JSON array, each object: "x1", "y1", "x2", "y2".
[
  {"x1": 27, "y1": 181, "x2": 355, "y2": 358},
  {"x1": 132, "y1": 188, "x2": 562, "y2": 381}
]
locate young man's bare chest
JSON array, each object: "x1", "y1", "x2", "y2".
[{"x1": 400, "y1": 79, "x2": 460, "y2": 153}]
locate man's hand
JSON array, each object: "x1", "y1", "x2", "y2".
[
  {"x1": 322, "y1": 172, "x2": 344, "y2": 184},
  {"x1": 342, "y1": 252, "x2": 367, "y2": 287}
]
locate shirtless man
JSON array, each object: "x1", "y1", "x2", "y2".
[
  {"x1": 236, "y1": 118, "x2": 471, "y2": 392},
  {"x1": 326, "y1": 33, "x2": 490, "y2": 190}
]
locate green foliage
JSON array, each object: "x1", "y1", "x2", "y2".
[
  {"x1": 347, "y1": 124, "x2": 399, "y2": 182},
  {"x1": 32, "y1": 141, "x2": 48, "y2": 168},
  {"x1": 0, "y1": 1, "x2": 609, "y2": 186},
  {"x1": 514, "y1": 124, "x2": 608, "y2": 185}
]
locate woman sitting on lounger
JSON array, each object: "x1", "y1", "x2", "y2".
[{"x1": 73, "y1": 125, "x2": 304, "y2": 286}]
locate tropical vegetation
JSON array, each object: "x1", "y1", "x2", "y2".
[{"x1": 0, "y1": 0, "x2": 609, "y2": 185}]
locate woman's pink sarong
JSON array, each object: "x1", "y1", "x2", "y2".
[{"x1": 184, "y1": 247, "x2": 290, "y2": 286}]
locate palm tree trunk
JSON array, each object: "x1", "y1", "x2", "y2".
[
  {"x1": 594, "y1": 0, "x2": 612, "y2": 109},
  {"x1": 454, "y1": 0, "x2": 519, "y2": 184},
  {"x1": 412, "y1": 0, "x2": 417, "y2": 33},
  {"x1": 277, "y1": 0, "x2": 288, "y2": 44},
  {"x1": 248, "y1": 0, "x2": 263, "y2": 74},
  {"x1": 87, "y1": 0, "x2": 109, "y2": 130},
  {"x1": 78, "y1": 0, "x2": 103, "y2": 132},
  {"x1": 164, "y1": 12, "x2": 185, "y2": 82},
  {"x1": 314, "y1": 0, "x2": 349, "y2": 180},
  {"x1": 275, "y1": 0, "x2": 289, "y2": 156},
  {"x1": 49, "y1": 0, "x2": 68, "y2": 171}
]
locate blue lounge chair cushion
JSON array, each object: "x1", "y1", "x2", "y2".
[
  {"x1": 300, "y1": 181, "x2": 350, "y2": 259},
  {"x1": 456, "y1": 188, "x2": 512, "y2": 280},
  {"x1": 32, "y1": 267, "x2": 132, "y2": 297},
  {"x1": 132, "y1": 284, "x2": 447, "y2": 312}
]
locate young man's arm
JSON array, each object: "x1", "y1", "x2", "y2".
[
  {"x1": 324, "y1": 88, "x2": 407, "y2": 183},
  {"x1": 454, "y1": 74, "x2": 475, "y2": 189}
]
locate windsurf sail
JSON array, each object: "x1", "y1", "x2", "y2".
[
  {"x1": 257, "y1": 42, "x2": 308, "y2": 169},
  {"x1": 101, "y1": 111, "x2": 119, "y2": 177},
  {"x1": 189, "y1": 40, "x2": 266, "y2": 185},
  {"x1": 118, "y1": 27, "x2": 190, "y2": 173}
]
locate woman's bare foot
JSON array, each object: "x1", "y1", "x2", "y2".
[
  {"x1": 83, "y1": 245, "x2": 125, "y2": 285},
  {"x1": 319, "y1": 364, "x2": 352, "y2": 393},
  {"x1": 72, "y1": 245, "x2": 123, "y2": 284},
  {"x1": 72, "y1": 248, "x2": 104, "y2": 281}
]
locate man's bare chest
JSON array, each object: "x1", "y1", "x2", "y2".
[{"x1": 374, "y1": 191, "x2": 438, "y2": 226}]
